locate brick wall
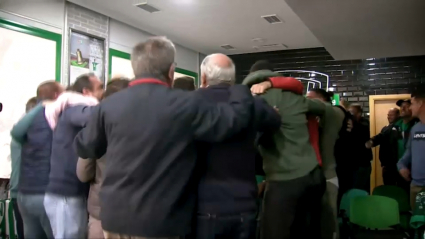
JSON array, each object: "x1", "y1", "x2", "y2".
[
  {"x1": 62, "y1": 2, "x2": 109, "y2": 85},
  {"x1": 230, "y1": 48, "x2": 425, "y2": 116}
]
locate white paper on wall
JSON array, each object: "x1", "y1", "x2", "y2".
[{"x1": 0, "y1": 28, "x2": 56, "y2": 178}]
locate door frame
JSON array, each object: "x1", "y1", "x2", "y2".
[{"x1": 369, "y1": 94, "x2": 410, "y2": 192}]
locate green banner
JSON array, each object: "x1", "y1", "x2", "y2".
[{"x1": 332, "y1": 93, "x2": 340, "y2": 106}]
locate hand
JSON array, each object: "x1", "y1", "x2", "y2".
[
  {"x1": 258, "y1": 181, "x2": 266, "y2": 197},
  {"x1": 347, "y1": 119, "x2": 353, "y2": 132},
  {"x1": 251, "y1": 81, "x2": 272, "y2": 95},
  {"x1": 42, "y1": 100, "x2": 54, "y2": 106},
  {"x1": 365, "y1": 140, "x2": 373, "y2": 149},
  {"x1": 273, "y1": 106, "x2": 279, "y2": 113},
  {"x1": 399, "y1": 168, "x2": 411, "y2": 181}
]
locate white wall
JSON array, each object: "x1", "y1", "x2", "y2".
[
  {"x1": 0, "y1": 2, "x2": 200, "y2": 74},
  {"x1": 109, "y1": 19, "x2": 199, "y2": 73},
  {"x1": 0, "y1": 0, "x2": 64, "y2": 34}
]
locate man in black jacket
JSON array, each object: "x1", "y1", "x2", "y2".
[
  {"x1": 366, "y1": 100, "x2": 417, "y2": 190},
  {"x1": 74, "y1": 37, "x2": 267, "y2": 239},
  {"x1": 349, "y1": 104, "x2": 373, "y2": 192},
  {"x1": 192, "y1": 54, "x2": 281, "y2": 239},
  {"x1": 365, "y1": 108, "x2": 400, "y2": 185}
]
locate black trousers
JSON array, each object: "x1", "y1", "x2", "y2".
[
  {"x1": 192, "y1": 211, "x2": 257, "y2": 239},
  {"x1": 382, "y1": 165, "x2": 399, "y2": 185},
  {"x1": 353, "y1": 165, "x2": 371, "y2": 193},
  {"x1": 260, "y1": 166, "x2": 326, "y2": 239},
  {"x1": 336, "y1": 166, "x2": 356, "y2": 211},
  {"x1": 11, "y1": 198, "x2": 25, "y2": 239}
]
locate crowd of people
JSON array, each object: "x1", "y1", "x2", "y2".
[{"x1": 7, "y1": 36, "x2": 425, "y2": 239}]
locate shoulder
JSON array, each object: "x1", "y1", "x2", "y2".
[
  {"x1": 62, "y1": 104, "x2": 96, "y2": 119},
  {"x1": 64, "y1": 104, "x2": 87, "y2": 111},
  {"x1": 360, "y1": 118, "x2": 370, "y2": 127},
  {"x1": 411, "y1": 122, "x2": 424, "y2": 131},
  {"x1": 332, "y1": 105, "x2": 345, "y2": 119},
  {"x1": 165, "y1": 89, "x2": 199, "y2": 116}
]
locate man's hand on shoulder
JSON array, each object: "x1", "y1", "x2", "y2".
[
  {"x1": 251, "y1": 81, "x2": 272, "y2": 95},
  {"x1": 42, "y1": 100, "x2": 54, "y2": 106}
]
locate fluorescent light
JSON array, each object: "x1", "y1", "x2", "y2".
[
  {"x1": 366, "y1": 58, "x2": 374, "y2": 60},
  {"x1": 368, "y1": 63, "x2": 375, "y2": 66},
  {"x1": 328, "y1": 87, "x2": 335, "y2": 92}
]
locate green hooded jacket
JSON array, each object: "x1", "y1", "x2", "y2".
[{"x1": 243, "y1": 70, "x2": 327, "y2": 181}]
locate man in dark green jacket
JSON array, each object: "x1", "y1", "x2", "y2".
[{"x1": 243, "y1": 61, "x2": 327, "y2": 239}]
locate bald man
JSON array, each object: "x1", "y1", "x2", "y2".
[
  {"x1": 366, "y1": 108, "x2": 401, "y2": 185},
  {"x1": 190, "y1": 54, "x2": 280, "y2": 239}
]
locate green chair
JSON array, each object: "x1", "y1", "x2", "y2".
[
  {"x1": 338, "y1": 189, "x2": 369, "y2": 238},
  {"x1": 350, "y1": 195, "x2": 400, "y2": 229},
  {"x1": 373, "y1": 185, "x2": 410, "y2": 212},
  {"x1": 373, "y1": 185, "x2": 411, "y2": 230},
  {"x1": 339, "y1": 189, "x2": 369, "y2": 218}
]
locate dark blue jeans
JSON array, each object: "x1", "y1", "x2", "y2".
[
  {"x1": 17, "y1": 193, "x2": 53, "y2": 239},
  {"x1": 193, "y1": 212, "x2": 257, "y2": 239}
]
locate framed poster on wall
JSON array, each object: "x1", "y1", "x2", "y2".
[{"x1": 69, "y1": 30, "x2": 105, "y2": 84}]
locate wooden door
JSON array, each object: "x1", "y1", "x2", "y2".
[{"x1": 369, "y1": 94, "x2": 410, "y2": 192}]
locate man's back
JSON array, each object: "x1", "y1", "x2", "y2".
[
  {"x1": 75, "y1": 83, "x2": 254, "y2": 237},
  {"x1": 48, "y1": 105, "x2": 91, "y2": 196},
  {"x1": 351, "y1": 118, "x2": 373, "y2": 167},
  {"x1": 196, "y1": 84, "x2": 258, "y2": 215},
  {"x1": 20, "y1": 107, "x2": 53, "y2": 194},
  {"x1": 259, "y1": 89, "x2": 320, "y2": 181},
  {"x1": 319, "y1": 105, "x2": 345, "y2": 179}
]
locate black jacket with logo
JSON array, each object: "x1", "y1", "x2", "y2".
[{"x1": 74, "y1": 77, "x2": 269, "y2": 237}]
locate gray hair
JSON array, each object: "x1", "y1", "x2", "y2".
[
  {"x1": 200, "y1": 54, "x2": 235, "y2": 86},
  {"x1": 131, "y1": 36, "x2": 176, "y2": 79}
]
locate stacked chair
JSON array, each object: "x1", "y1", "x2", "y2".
[
  {"x1": 339, "y1": 189, "x2": 369, "y2": 239},
  {"x1": 350, "y1": 195, "x2": 405, "y2": 238},
  {"x1": 338, "y1": 187, "x2": 409, "y2": 239},
  {"x1": 373, "y1": 185, "x2": 411, "y2": 231}
]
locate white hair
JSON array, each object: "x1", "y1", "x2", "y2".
[{"x1": 200, "y1": 54, "x2": 235, "y2": 86}]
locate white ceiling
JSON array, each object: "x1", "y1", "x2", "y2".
[
  {"x1": 285, "y1": 0, "x2": 425, "y2": 60},
  {"x1": 68, "y1": 0, "x2": 322, "y2": 55}
]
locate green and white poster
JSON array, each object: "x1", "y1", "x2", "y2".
[{"x1": 69, "y1": 31, "x2": 104, "y2": 84}]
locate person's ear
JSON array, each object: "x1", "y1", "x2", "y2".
[
  {"x1": 82, "y1": 88, "x2": 91, "y2": 96},
  {"x1": 200, "y1": 73, "x2": 207, "y2": 88},
  {"x1": 168, "y1": 64, "x2": 175, "y2": 85}
]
